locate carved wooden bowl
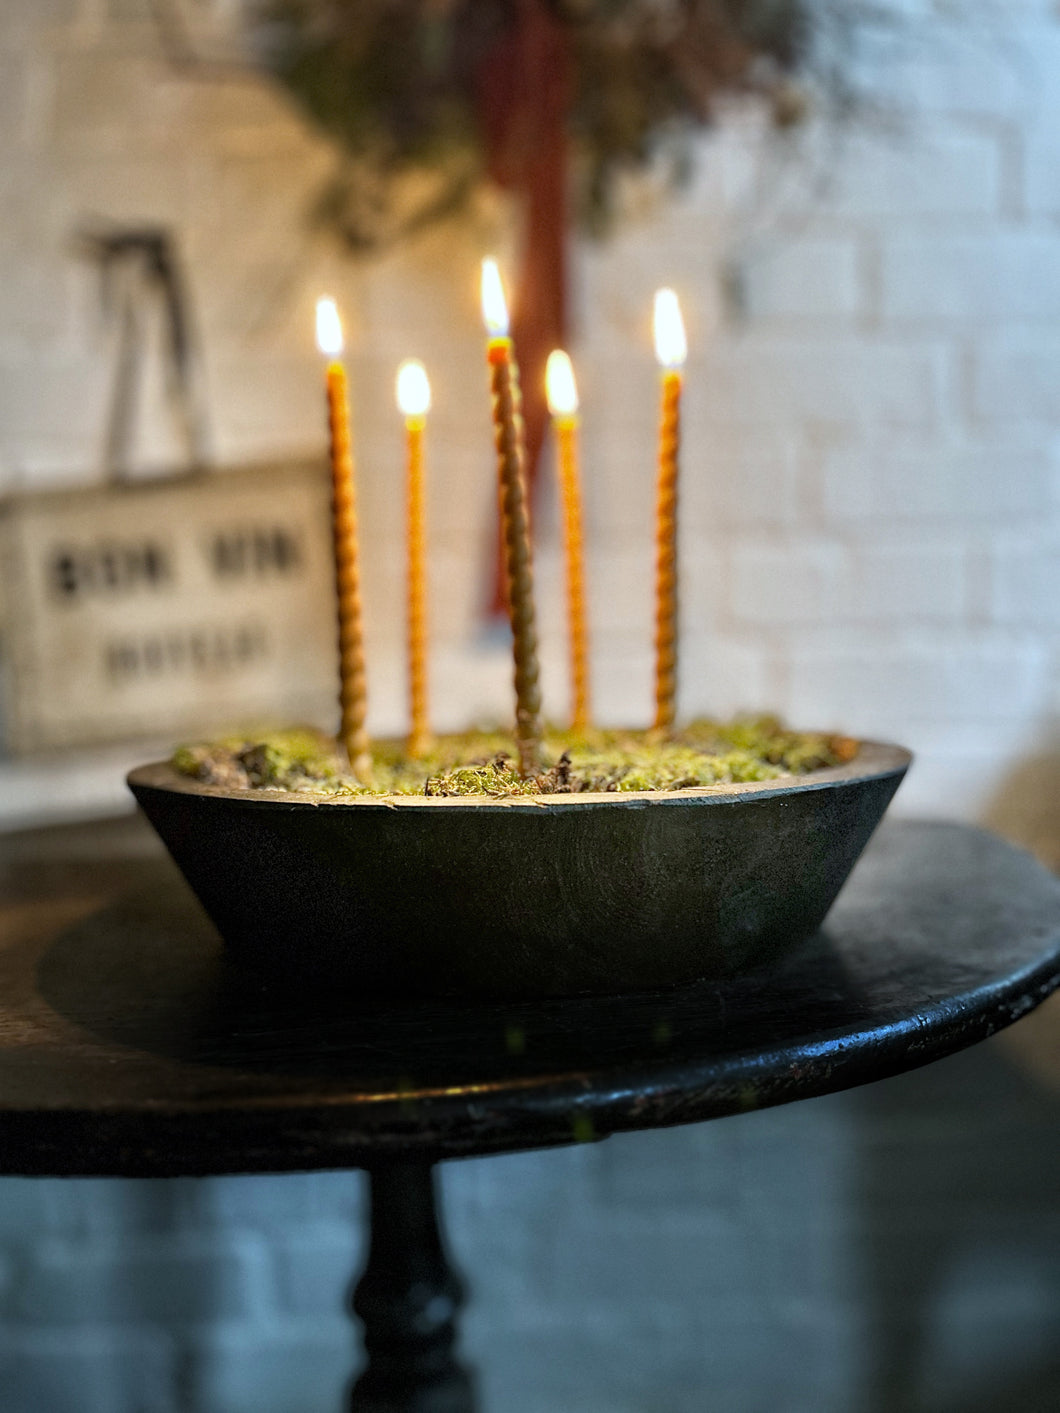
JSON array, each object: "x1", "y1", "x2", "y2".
[{"x1": 128, "y1": 742, "x2": 910, "y2": 1001}]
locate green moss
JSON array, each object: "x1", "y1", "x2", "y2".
[{"x1": 171, "y1": 717, "x2": 859, "y2": 797}]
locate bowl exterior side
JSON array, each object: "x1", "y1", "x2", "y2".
[{"x1": 129, "y1": 763, "x2": 906, "y2": 1000}]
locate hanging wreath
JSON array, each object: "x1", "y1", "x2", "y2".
[{"x1": 255, "y1": 0, "x2": 810, "y2": 249}]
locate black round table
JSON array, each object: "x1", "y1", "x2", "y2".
[{"x1": 1, "y1": 815, "x2": 1058, "y2": 1412}]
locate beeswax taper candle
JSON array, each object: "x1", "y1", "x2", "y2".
[
  {"x1": 652, "y1": 288, "x2": 687, "y2": 735},
  {"x1": 316, "y1": 297, "x2": 371, "y2": 782},
  {"x1": 395, "y1": 359, "x2": 432, "y2": 759},
  {"x1": 482, "y1": 258, "x2": 542, "y2": 778},
  {"x1": 546, "y1": 349, "x2": 591, "y2": 733}
]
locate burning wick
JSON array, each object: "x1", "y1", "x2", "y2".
[
  {"x1": 316, "y1": 296, "x2": 371, "y2": 782},
  {"x1": 396, "y1": 359, "x2": 432, "y2": 759}
]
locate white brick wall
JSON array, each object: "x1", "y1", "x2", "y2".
[{"x1": 1, "y1": 2, "x2": 1060, "y2": 1410}]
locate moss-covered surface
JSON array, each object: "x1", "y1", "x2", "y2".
[{"x1": 171, "y1": 719, "x2": 859, "y2": 797}]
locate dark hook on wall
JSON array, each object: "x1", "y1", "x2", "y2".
[{"x1": 76, "y1": 226, "x2": 211, "y2": 483}]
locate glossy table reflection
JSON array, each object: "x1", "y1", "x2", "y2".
[{"x1": 1, "y1": 816, "x2": 1058, "y2": 1412}]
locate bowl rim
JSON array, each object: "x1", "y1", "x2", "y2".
[{"x1": 127, "y1": 739, "x2": 912, "y2": 813}]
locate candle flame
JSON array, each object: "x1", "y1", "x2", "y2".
[
  {"x1": 653, "y1": 288, "x2": 687, "y2": 369},
  {"x1": 316, "y1": 297, "x2": 344, "y2": 357},
  {"x1": 546, "y1": 350, "x2": 579, "y2": 418},
  {"x1": 481, "y1": 258, "x2": 509, "y2": 337},
  {"x1": 396, "y1": 359, "x2": 431, "y2": 418}
]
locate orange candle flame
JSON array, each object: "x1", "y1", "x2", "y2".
[
  {"x1": 653, "y1": 287, "x2": 687, "y2": 370},
  {"x1": 481, "y1": 257, "x2": 510, "y2": 339}
]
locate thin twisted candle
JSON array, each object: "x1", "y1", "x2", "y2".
[
  {"x1": 556, "y1": 416, "x2": 591, "y2": 731},
  {"x1": 653, "y1": 368, "x2": 682, "y2": 733},
  {"x1": 326, "y1": 362, "x2": 371, "y2": 781},
  {"x1": 489, "y1": 337, "x2": 543, "y2": 777},
  {"x1": 405, "y1": 414, "x2": 431, "y2": 758}
]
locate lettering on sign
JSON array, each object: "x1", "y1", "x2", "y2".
[
  {"x1": 209, "y1": 526, "x2": 303, "y2": 579},
  {"x1": 105, "y1": 621, "x2": 270, "y2": 682},
  {"x1": 49, "y1": 540, "x2": 173, "y2": 602},
  {"x1": 0, "y1": 463, "x2": 339, "y2": 752}
]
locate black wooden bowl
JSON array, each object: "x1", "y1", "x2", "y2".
[{"x1": 127, "y1": 742, "x2": 910, "y2": 1001}]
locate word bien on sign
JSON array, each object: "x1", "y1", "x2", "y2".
[{"x1": 0, "y1": 462, "x2": 338, "y2": 752}]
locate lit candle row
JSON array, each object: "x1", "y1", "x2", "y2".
[{"x1": 316, "y1": 268, "x2": 685, "y2": 780}]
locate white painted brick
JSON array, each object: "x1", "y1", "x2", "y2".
[
  {"x1": 1025, "y1": 108, "x2": 1060, "y2": 213},
  {"x1": 578, "y1": 207, "x2": 725, "y2": 348},
  {"x1": 732, "y1": 538, "x2": 967, "y2": 627},
  {"x1": 680, "y1": 533, "x2": 726, "y2": 630},
  {"x1": 973, "y1": 336, "x2": 1060, "y2": 421},
  {"x1": 818, "y1": 127, "x2": 1001, "y2": 219},
  {"x1": 881, "y1": 234, "x2": 1060, "y2": 322},
  {"x1": 184, "y1": 1323, "x2": 349, "y2": 1413},
  {"x1": 0, "y1": 1328, "x2": 177, "y2": 1413},
  {"x1": 588, "y1": 645, "x2": 655, "y2": 727},
  {"x1": 14, "y1": 1233, "x2": 270, "y2": 1325},
  {"x1": 989, "y1": 537, "x2": 1060, "y2": 626},
  {"x1": 785, "y1": 637, "x2": 1049, "y2": 738},
  {"x1": 700, "y1": 337, "x2": 944, "y2": 428},
  {"x1": 0, "y1": 53, "x2": 33, "y2": 147},
  {"x1": 0, "y1": 252, "x2": 73, "y2": 346},
  {"x1": 586, "y1": 544, "x2": 654, "y2": 639},
  {"x1": 852, "y1": 540, "x2": 967, "y2": 622},
  {"x1": 199, "y1": 152, "x2": 336, "y2": 267},
  {"x1": 0, "y1": 356, "x2": 110, "y2": 476},
  {"x1": 888, "y1": 745, "x2": 1026, "y2": 820},
  {"x1": 207, "y1": 355, "x2": 322, "y2": 464},
  {"x1": 821, "y1": 430, "x2": 1057, "y2": 522},
  {"x1": 579, "y1": 391, "x2": 657, "y2": 535},
  {"x1": 852, "y1": 14, "x2": 1060, "y2": 119},
  {"x1": 675, "y1": 633, "x2": 772, "y2": 720},
  {"x1": 271, "y1": 1220, "x2": 362, "y2": 1317},
  {"x1": 186, "y1": 1171, "x2": 363, "y2": 1228},
  {"x1": 47, "y1": 53, "x2": 184, "y2": 155},
  {"x1": 681, "y1": 427, "x2": 801, "y2": 530},
  {"x1": 162, "y1": 77, "x2": 328, "y2": 161},
  {"x1": 730, "y1": 540, "x2": 848, "y2": 626},
  {"x1": 0, "y1": 1177, "x2": 193, "y2": 1240},
  {"x1": 60, "y1": 154, "x2": 196, "y2": 227},
  {"x1": 735, "y1": 238, "x2": 864, "y2": 322},
  {"x1": 0, "y1": 0, "x2": 79, "y2": 42}
]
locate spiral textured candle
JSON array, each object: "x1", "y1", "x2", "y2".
[
  {"x1": 489, "y1": 337, "x2": 543, "y2": 777},
  {"x1": 653, "y1": 367, "x2": 682, "y2": 734},
  {"x1": 405, "y1": 412, "x2": 430, "y2": 758},
  {"x1": 556, "y1": 418, "x2": 591, "y2": 731},
  {"x1": 547, "y1": 349, "x2": 591, "y2": 732},
  {"x1": 652, "y1": 289, "x2": 686, "y2": 736},
  {"x1": 325, "y1": 360, "x2": 372, "y2": 781}
]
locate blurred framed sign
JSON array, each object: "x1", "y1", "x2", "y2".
[{"x1": 0, "y1": 462, "x2": 338, "y2": 753}]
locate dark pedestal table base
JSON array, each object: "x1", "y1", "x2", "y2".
[
  {"x1": 0, "y1": 817, "x2": 1059, "y2": 1411},
  {"x1": 351, "y1": 1163, "x2": 475, "y2": 1413}
]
